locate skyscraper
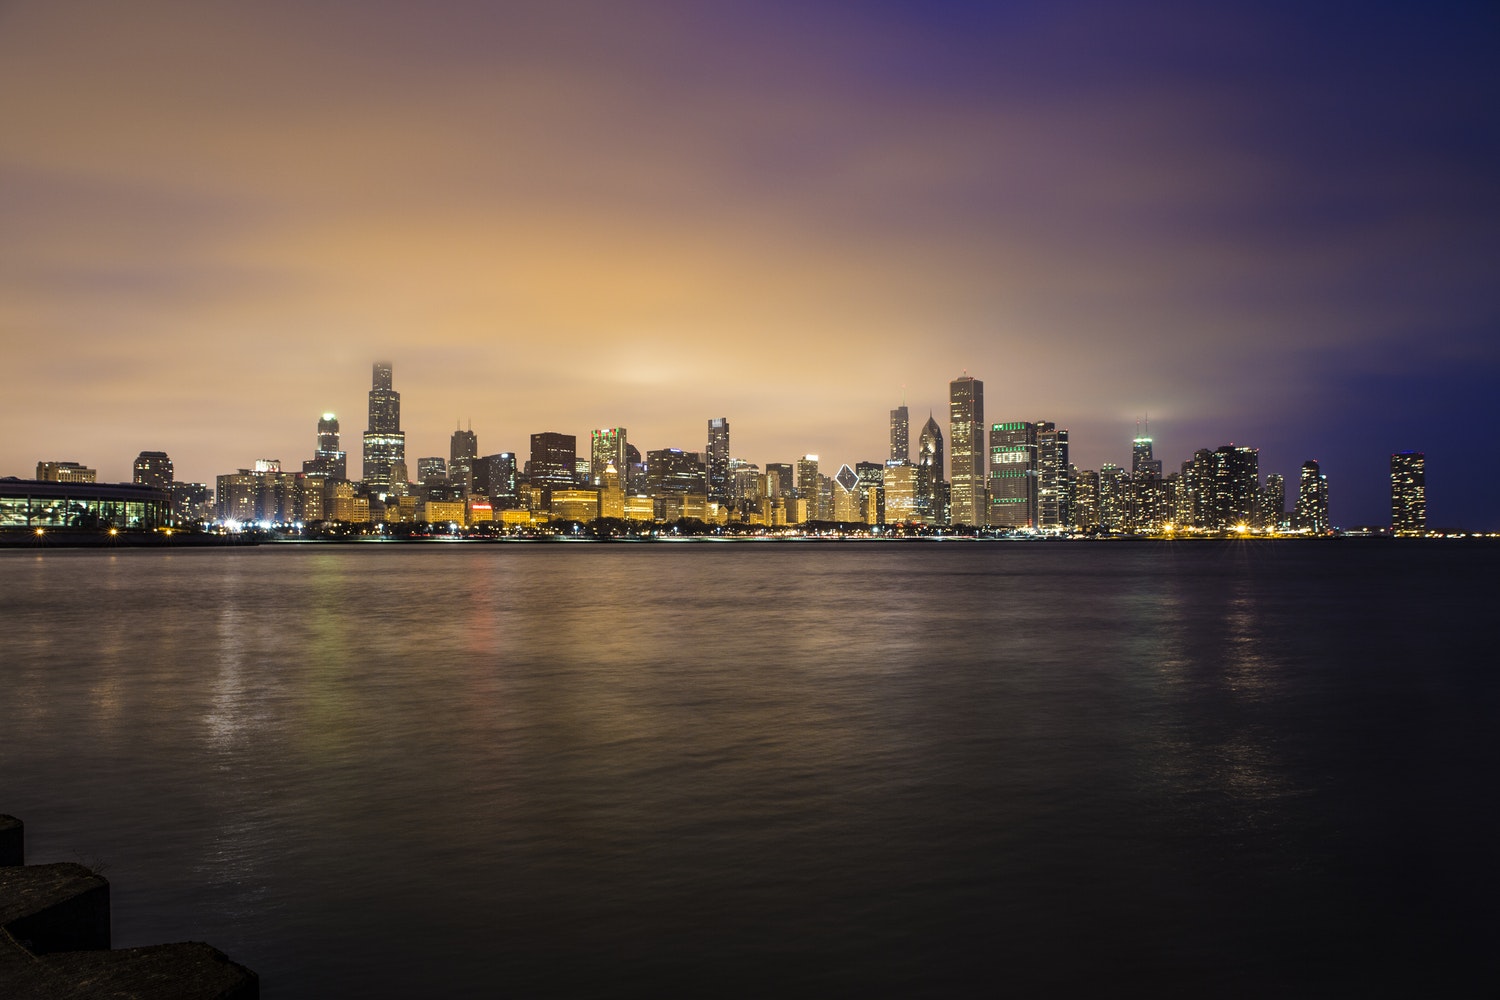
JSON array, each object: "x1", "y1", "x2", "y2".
[
  {"x1": 362, "y1": 362, "x2": 405, "y2": 490},
  {"x1": 476, "y1": 453, "x2": 519, "y2": 509},
  {"x1": 1295, "y1": 460, "x2": 1329, "y2": 533},
  {"x1": 1125, "y1": 423, "x2": 1165, "y2": 530},
  {"x1": 1131, "y1": 426, "x2": 1163, "y2": 479},
  {"x1": 915, "y1": 415, "x2": 944, "y2": 524},
  {"x1": 766, "y1": 463, "x2": 794, "y2": 500},
  {"x1": 1097, "y1": 463, "x2": 1127, "y2": 531},
  {"x1": 1035, "y1": 423, "x2": 1070, "y2": 529},
  {"x1": 706, "y1": 417, "x2": 730, "y2": 505},
  {"x1": 591, "y1": 429, "x2": 628, "y2": 488},
  {"x1": 450, "y1": 426, "x2": 477, "y2": 495},
  {"x1": 890, "y1": 405, "x2": 909, "y2": 464},
  {"x1": 132, "y1": 451, "x2": 173, "y2": 491},
  {"x1": 1260, "y1": 473, "x2": 1287, "y2": 531},
  {"x1": 855, "y1": 461, "x2": 885, "y2": 524},
  {"x1": 1391, "y1": 452, "x2": 1426, "y2": 534},
  {"x1": 833, "y1": 465, "x2": 861, "y2": 522},
  {"x1": 796, "y1": 455, "x2": 820, "y2": 517},
  {"x1": 883, "y1": 462, "x2": 917, "y2": 523},
  {"x1": 948, "y1": 377, "x2": 984, "y2": 526},
  {"x1": 645, "y1": 449, "x2": 706, "y2": 496},
  {"x1": 988, "y1": 422, "x2": 1037, "y2": 528},
  {"x1": 1210, "y1": 445, "x2": 1259, "y2": 529},
  {"x1": 528, "y1": 432, "x2": 577, "y2": 500},
  {"x1": 303, "y1": 413, "x2": 347, "y2": 481}
]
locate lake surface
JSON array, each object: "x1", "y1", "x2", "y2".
[{"x1": 2, "y1": 540, "x2": 1497, "y2": 996}]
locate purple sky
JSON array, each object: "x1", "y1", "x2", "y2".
[{"x1": 2, "y1": 2, "x2": 1496, "y2": 526}]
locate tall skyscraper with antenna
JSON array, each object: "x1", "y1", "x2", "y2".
[
  {"x1": 362, "y1": 361, "x2": 405, "y2": 490},
  {"x1": 1132, "y1": 417, "x2": 1162, "y2": 479},
  {"x1": 450, "y1": 423, "x2": 477, "y2": 495}
]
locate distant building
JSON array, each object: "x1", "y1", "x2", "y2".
[
  {"x1": 1391, "y1": 451, "x2": 1426, "y2": 534},
  {"x1": 591, "y1": 429, "x2": 628, "y2": 487},
  {"x1": 331, "y1": 482, "x2": 371, "y2": 523},
  {"x1": 646, "y1": 448, "x2": 706, "y2": 496},
  {"x1": 795, "y1": 456, "x2": 820, "y2": 518},
  {"x1": 855, "y1": 461, "x2": 884, "y2": 524},
  {"x1": 706, "y1": 418, "x2": 730, "y2": 505},
  {"x1": 1132, "y1": 430, "x2": 1163, "y2": 479},
  {"x1": 215, "y1": 465, "x2": 305, "y2": 524},
  {"x1": 361, "y1": 362, "x2": 406, "y2": 490},
  {"x1": 623, "y1": 494, "x2": 655, "y2": 522},
  {"x1": 550, "y1": 489, "x2": 600, "y2": 523},
  {"x1": 450, "y1": 427, "x2": 477, "y2": 495},
  {"x1": 1210, "y1": 445, "x2": 1260, "y2": 529},
  {"x1": 1073, "y1": 468, "x2": 1100, "y2": 531},
  {"x1": 883, "y1": 462, "x2": 917, "y2": 523},
  {"x1": 0, "y1": 479, "x2": 170, "y2": 531},
  {"x1": 1128, "y1": 426, "x2": 1164, "y2": 531},
  {"x1": 529, "y1": 432, "x2": 578, "y2": 500},
  {"x1": 832, "y1": 465, "x2": 861, "y2": 522},
  {"x1": 1295, "y1": 460, "x2": 1329, "y2": 533},
  {"x1": 417, "y1": 457, "x2": 448, "y2": 484},
  {"x1": 475, "y1": 453, "x2": 519, "y2": 509},
  {"x1": 915, "y1": 415, "x2": 944, "y2": 524},
  {"x1": 303, "y1": 413, "x2": 347, "y2": 481},
  {"x1": 171, "y1": 482, "x2": 212, "y2": 524},
  {"x1": 890, "y1": 404, "x2": 909, "y2": 464},
  {"x1": 421, "y1": 499, "x2": 467, "y2": 526},
  {"x1": 1097, "y1": 463, "x2": 1128, "y2": 530},
  {"x1": 599, "y1": 462, "x2": 626, "y2": 519},
  {"x1": 132, "y1": 451, "x2": 174, "y2": 491},
  {"x1": 948, "y1": 377, "x2": 985, "y2": 526},
  {"x1": 1260, "y1": 474, "x2": 1287, "y2": 531},
  {"x1": 729, "y1": 458, "x2": 761, "y2": 510},
  {"x1": 1035, "y1": 423, "x2": 1069, "y2": 529},
  {"x1": 765, "y1": 463, "x2": 794, "y2": 500},
  {"x1": 36, "y1": 461, "x2": 96, "y2": 484},
  {"x1": 988, "y1": 422, "x2": 1037, "y2": 528}
]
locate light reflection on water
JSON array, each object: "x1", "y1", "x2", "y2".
[{"x1": 2, "y1": 541, "x2": 1496, "y2": 997}]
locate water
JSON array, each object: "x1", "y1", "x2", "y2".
[{"x1": 2, "y1": 540, "x2": 1497, "y2": 996}]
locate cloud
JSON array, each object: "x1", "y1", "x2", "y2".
[{"x1": 1, "y1": 2, "x2": 1495, "y2": 523}]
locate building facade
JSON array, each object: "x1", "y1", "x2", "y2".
[
  {"x1": 890, "y1": 404, "x2": 909, "y2": 464},
  {"x1": 528, "y1": 432, "x2": 578, "y2": 499},
  {"x1": 591, "y1": 429, "x2": 628, "y2": 488},
  {"x1": 1391, "y1": 451, "x2": 1426, "y2": 534},
  {"x1": 915, "y1": 415, "x2": 944, "y2": 524},
  {"x1": 948, "y1": 377, "x2": 985, "y2": 526},
  {"x1": 132, "y1": 451, "x2": 174, "y2": 491},
  {"x1": 706, "y1": 418, "x2": 730, "y2": 505},
  {"x1": 361, "y1": 362, "x2": 406, "y2": 491},
  {"x1": 304, "y1": 413, "x2": 347, "y2": 481},
  {"x1": 450, "y1": 427, "x2": 478, "y2": 495},
  {"x1": 1295, "y1": 460, "x2": 1329, "y2": 533},
  {"x1": 36, "y1": 461, "x2": 97, "y2": 483},
  {"x1": 987, "y1": 422, "x2": 1036, "y2": 528}
]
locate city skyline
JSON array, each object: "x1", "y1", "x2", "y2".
[
  {"x1": 2, "y1": 4, "x2": 1496, "y2": 527},
  {"x1": 1, "y1": 356, "x2": 1476, "y2": 531}
]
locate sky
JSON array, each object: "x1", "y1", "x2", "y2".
[{"x1": 2, "y1": 1, "x2": 1496, "y2": 527}]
